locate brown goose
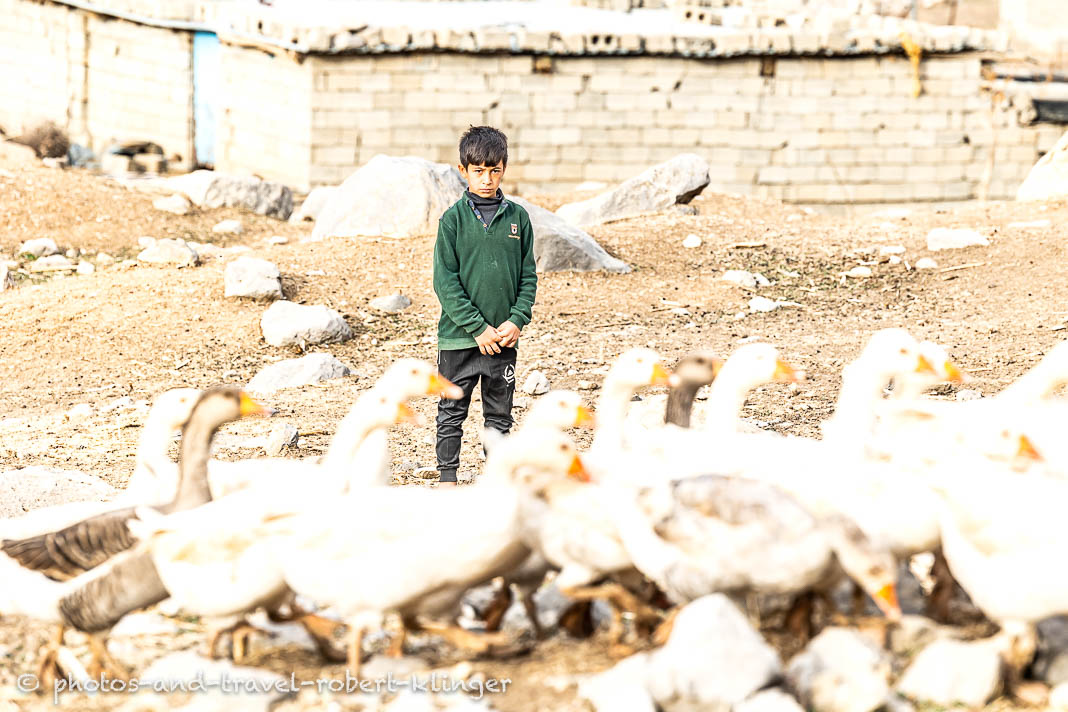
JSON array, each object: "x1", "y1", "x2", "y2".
[
  {"x1": 664, "y1": 351, "x2": 723, "y2": 428},
  {"x1": 0, "y1": 387, "x2": 271, "y2": 684}
]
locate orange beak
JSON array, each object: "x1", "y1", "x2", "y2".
[
  {"x1": 650, "y1": 363, "x2": 675, "y2": 387},
  {"x1": 915, "y1": 354, "x2": 939, "y2": 376},
  {"x1": 238, "y1": 392, "x2": 276, "y2": 417},
  {"x1": 395, "y1": 401, "x2": 424, "y2": 426},
  {"x1": 428, "y1": 372, "x2": 464, "y2": 400},
  {"x1": 573, "y1": 405, "x2": 596, "y2": 428},
  {"x1": 942, "y1": 359, "x2": 969, "y2": 384},
  {"x1": 1016, "y1": 434, "x2": 1043, "y2": 462},
  {"x1": 873, "y1": 583, "x2": 902, "y2": 621},
  {"x1": 772, "y1": 358, "x2": 805, "y2": 384},
  {"x1": 711, "y1": 358, "x2": 726, "y2": 378},
  {"x1": 567, "y1": 454, "x2": 591, "y2": 482}
]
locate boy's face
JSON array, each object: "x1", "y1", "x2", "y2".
[{"x1": 459, "y1": 161, "x2": 505, "y2": 198}]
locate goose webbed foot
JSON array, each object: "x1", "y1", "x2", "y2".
[
  {"x1": 35, "y1": 626, "x2": 68, "y2": 693},
  {"x1": 651, "y1": 606, "x2": 681, "y2": 647},
  {"x1": 86, "y1": 633, "x2": 129, "y2": 682},
  {"x1": 561, "y1": 582, "x2": 663, "y2": 645},
  {"x1": 295, "y1": 613, "x2": 348, "y2": 662},
  {"x1": 209, "y1": 619, "x2": 271, "y2": 663},
  {"x1": 412, "y1": 619, "x2": 515, "y2": 655}
]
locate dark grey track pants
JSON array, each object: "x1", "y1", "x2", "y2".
[{"x1": 435, "y1": 346, "x2": 517, "y2": 481}]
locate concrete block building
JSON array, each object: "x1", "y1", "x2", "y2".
[{"x1": 1, "y1": 0, "x2": 1065, "y2": 202}]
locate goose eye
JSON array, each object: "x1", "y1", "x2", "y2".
[
  {"x1": 899, "y1": 348, "x2": 908, "y2": 355},
  {"x1": 1001, "y1": 429, "x2": 1010, "y2": 438},
  {"x1": 867, "y1": 565, "x2": 885, "y2": 577},
  {"x1": 558, "y1": 443, "x2": 568, "y2": 452}
]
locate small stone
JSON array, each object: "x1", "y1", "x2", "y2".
[
  {"x1": 212, "y1": 219, "x2": 244, "y2": 235},
  {"x1": 96, "y1": 253, "x2": 115, "y2": 265},
  {"x1": 65, "y1": 248, "x2": 79, "y2": 259},
  {"x1": 266, "y1": 235, "x2": 289, "y2": 245},
  {"x1": 28, "y1": 255, "x2": 77, "y2": 272},
  {"x1": 63, "y1": 403, "x2": 93, "y2": 423},
  {"x1": 754, "y1": 272, "x2": 771, "y2": 286},
  {"x1": 19, "y1": 237, "x2": 58, "y2": 258},
  {"x1": 846, "y1": 266, "x2": 873, "y2": 278},
  {"x1": 888, "y1": 256, "x2": 902, "y2": 265},
  {"x1": 671, "y1": 307, "x2": 690, "y2": 316},
  {"x1": 580, "y1": 654, "x2": 656, "y2": 712},
  {"x1": 264, "y1": 423, "x2": 299, "y2": 456},
  {"x1": 879, "y1": 245, "x2": 906, "y2": 255},
  {"x1": 224, "y1": 257, "x2": 282, "y2": 300},
  {"x1": 578, "y1": 380, "x2": 597, "y2": 390},
  {"x1": 248, "y1": 353, "x2": 352, "y2": 395},
  {"x1": 896, "y1": 638, "x2": 1000, "y2": 708},
  {"x1": 522, "y1": 370, "x2": 550, "y2": 395},
  {"x1": 137, "y1": 237, "x2": 199, "y2": 267},
  {"x1": 152, "y1": 194, "x2": 192, "y2": 215},
  {"x1": 787, "y1": 627, "x2": 892, "y2": 712},
  {"x1": 914, "y1": 257, "x2": 938, "y2": 270},
  {"x1": 76, "y1": 261, "x2": 95, "y2": 275},
  {"x1": 369, "y1": 294, "x2": 412, "y2": 313},
  {"x1": 682, "y1": 234, "x2": 702, "y2": 248},
  {"x1": 748, "y1": 296, "x2": 779, "y2": 313},
  {"x1": 955, "y1": 389, "x2": 982, "y2": 402},
  {"x1": 723, "y1": 269, "x2": 759, "y2": 289},
  {"x1": 925, "y1": 227, "x2": 989, "y2": 251},
  {"x1": 260, "y1": 301, "x2": 352, "y2": 348}
]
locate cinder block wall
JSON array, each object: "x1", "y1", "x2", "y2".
[
  {"x1": 214, "y1": 45, "x2": 313, "y2": 190},
  {"x1": 305, "y1": 52, "x2": 1064, "y2": 202},
  {"x1": 0, "y1": 0, "x2": 193, "y2": 166}
]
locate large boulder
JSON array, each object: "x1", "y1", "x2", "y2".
[
  {"x1": 0, "y1": 467, "x2": 116, "y2": 519},
  {"x1": 290, "y1": 185, "x2": 339, "y2": 223},
  {"x1": 260, "y1": 301, "x2": 352, "y2": 348},
  {"x1": 311, "y1": 155, "x2": 465, "y2": 240},
  {"x1": 786, "y1": 628, "x2": 892, "y2": 712},
  {"x1": 645, "y1": 594, "x2": 782, "y2": 711},
  {"x1": 162, "y1": 170, "x2": 294, "y2": 219},
  {"x1": 556, "y1": 154, "x2": 710, "y2": 227},
  {"x1": 19, "y1": 238, "x2": 59, "y2": 258},
  {"x1": 248, "y1": 353, "x2": 352, "y2": 394},
  {"x1": 1017, "y1": 130, "x2": 1068, "y2": 202},
  {"x1": 224, "y1": 257, "x2": 282, "y2": 300},
  {"x1": 511, "y1": 197, "x2": 630, "y2": 273}
]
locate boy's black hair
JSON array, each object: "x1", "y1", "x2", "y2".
[{"x1": 459, "y1": 126, "x2": 508, "y2": 168}]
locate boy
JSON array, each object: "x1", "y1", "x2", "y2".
[{"x1": 432, "y1": 126, "x2": 537, "y2": 487}]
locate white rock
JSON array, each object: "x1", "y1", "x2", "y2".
[
  {"x1": 925, "y1": 227, "x2": 989, "y2": 251},
  {"x1": 1008, "y1": 219, "x2": 1052, "y2": 229},
  {"x1": 914, "y1": 257, "x2": 938, "y2": 270},
  {"x1": 556, "y1": 154, "x2": 710, "y2": 228},
  {"x1": 212, "y1": 219, "x2": 244, "y2": 235},
  {"x1": 76, "y1": 261, "x2": 95, "y2": 275},
  {"x1": 289, "y1": 185, "x2": 338, "y2": 223},
  {"x1": 264, "y1": 423, "x2": 299, "y2": 456},
  {"x1": 888, "y1": 256, "x2": 902, "y2": 265},
  {"x1": 846, "y1": 266, "x2": 873, "y2": 278},
  {"x1": 224, "y1": 257, "x2": 282, "y2": 300},
  {"x1": 65, "y1": 248, "x2": 78, "y2": 259},
  {"x1": 896, "y1": 638, "x2": 1001, "y2": 708},
  {"x1": 645, "y1": 594, "x2": 782, "y2": 710},
  {"x1": 787, "y1": 628, "x2": 892, "y2": 712},
  {"x1": 1017, "y1": 130, "x2": 1068, "y2": 202},
  {"x1": 879, "y1": 245, "x2": 906, "y2": 255},
  {"x1": 580, "y1": 654, "x2": 656, "y2": 712},
  {"x1": 18, "y1": 237, "x2": 58, "y2": 258},
  {"x1": 735, "y1": 689, "x2": 806, "y2": 712},
  {"x1": 0, "y1": 264, "x2": 12, "y2": 290},
  {"x1": 248, "y1": 353, "x2": 352, "y2": 395},
  {"x1": 260, "y1": 301, "x2": 352, "y2": 347},
  {"x1": 754, "y1": 272, "x2": 771, "y2": 286},
  {"x1": 266, "y1": 235, "x2": 288, "y2": 245},
  {"x1": 28, "y1": 255, "x2": 76, "y2": 272},
  {"x1": 1051, "y1": 682, "x2": 1068, "y2": 711},
  {"x1": 161, "y1": 169, "x2": 294, "y2": 219},
  {"x1": 748, "y1": 296, "x2": 780, "y2": 312},
  {"x1": 956, "y1": 388, "x2": 983, "y2": 402},
  {"x1": 510, "y1": 196, "x2": 630, "y2": 273},
  {"x1": 724, "y1": 270, "x2": 759, "y2": 288},
  {"x1": 578, "y1": 380, "x2": 597, "y2": 391},
  {"x1": 64, "y1": 403, "x2": 93, "y2": 423},
  {"x1": 152, "y1": 194, "x2": 192, "y2": 215},
  {"x1": 137, "y1": 237, "x2": 200, "y2": 266},
  {"x1": 369, "y1": 294, "x2": 412, "y2": 312},
  {"x1": 682, "y1": 234, "x2": 702, "y2": 248},
  {"x1": 0, "y1": 466, "x2": 117, "y2": 519},
  {"x1": 522, "y1": 370, "x2": 550, "y2": 395},
  {"x1": 313, "y1": 155, "x2": 465, "y2": 240},
  {"x1": 96, "y1": 252, "x2": 115, "y2": 265}
]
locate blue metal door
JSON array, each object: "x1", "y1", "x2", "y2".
[{"x1": 193, "y1": 31, "x2": 220, "y2": 167}]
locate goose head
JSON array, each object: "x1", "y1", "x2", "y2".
[
  {"x1": 183, "y1": 387, "x2": 274, "y2": 432},
  {"x1": 822, "y1": 515, "x2": 901, "y2": 621},
  {"x1": 716, "y1": 343, "x2": 804, "y2": 393},
  {"x1": 890, "y1": 340, "x2": 967, "y2": 400},
  {"x1": 484, "y1": 428, "x2": 591, "y2": 490},
  {"x1": 137, "y1": 388, "x2": 202, "y2": 461},
  {"x1": 526, "y1": 391, "x2": 595, "y2": 430},
  {"x1": 674, "y1": 351, "x2": 725, "y2": 390},
  {"x1": 374, "y1": 359, "x2": 463, "y2": 400},
  {"x1": 998, "y1": 339, "x2": 1068, "y2": 403},
  {"x1": 855, "y1": 328, "x2": 937, "y2": 388}
]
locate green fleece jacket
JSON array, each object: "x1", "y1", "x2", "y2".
[{"x1": 433, "y1": 194, "x2": 538, "y2": 350}]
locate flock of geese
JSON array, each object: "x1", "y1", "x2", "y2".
[{"x1": 2, "y1": 327, "x2": 1068, "y2": 697}]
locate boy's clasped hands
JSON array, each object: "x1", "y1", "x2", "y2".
[{"x1": 476, "y1": 320, "x2": 520, "y2": 355}]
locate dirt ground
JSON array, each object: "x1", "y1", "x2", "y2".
[{"x1": 1, "y1": 155, "x2": 1066, "y2": 711}]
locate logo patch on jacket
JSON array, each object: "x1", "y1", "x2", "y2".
[{"x1": 510, "y1": 223, "x2": 519, "y2": 237}]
